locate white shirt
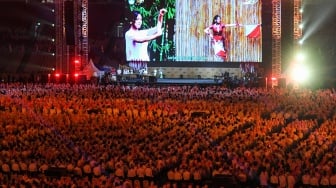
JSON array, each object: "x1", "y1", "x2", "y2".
[
  {"x1": 330, "y1": 174, "x2": 336, "y2": 185},
  {"x1": 125, "y1": 29, "x2": 153, "y2": 61},
  {"x1": 287, "y1": 174, "x2": 296, "y2": 188},
  {"x1": 302, "y1": 174, "x2": 310, "y2": 185},
  {"x1": 278, "y1": 174, "x2": 287, "y2": 188},
  {"x1": 259, "y1": 171, "x2": 269, "y2": 186}
]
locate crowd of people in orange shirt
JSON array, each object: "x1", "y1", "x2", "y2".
[{"x1": 0, "y1": 82, "x2": 335, "y2": 187}]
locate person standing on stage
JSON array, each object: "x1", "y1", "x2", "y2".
[
  {"x1": 125, "y1": 8, "x2": 167, "y2": 71},
  {"x1": 204, "y1": 15, "x2": 238, "y2": 61}
]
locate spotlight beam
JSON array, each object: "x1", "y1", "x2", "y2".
[{"x1": 301, "y1": 2, "x2": 336, "y2": 42}]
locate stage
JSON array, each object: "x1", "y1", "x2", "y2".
[
  {"x1": 156, "y1": 78, "x2": 221, "y2": 85},
  {"x1": 104, "y1": 76, "x2": 261, "y2": 88},
  {"x1": 98, "y1": 73, "x2": 255, "y2": 87},
  {"x1": 102, "y1": 72, "x2": 224, "y2": 85}
]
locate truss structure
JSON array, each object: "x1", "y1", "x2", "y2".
[
  {"x1": 55, "y1": 0, "x2": 88, "y2": 75},
  {"x1": 293, "y1": 0, "x2": 302, "y2": 43},
  {"x1": 271, "y1": 0, "x2": 281, "y2": 79}
]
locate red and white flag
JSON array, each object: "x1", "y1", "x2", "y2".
[{"x1": 245, "y1": 24, "x2": 261, "y2": 38}]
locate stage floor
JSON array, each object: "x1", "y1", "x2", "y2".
[
  {"x1": 116, "y1": 77, "x2": 223, "y2": 86},
  {"x1": 156, "y1": 78, "x2": 221, "y2": 84}
]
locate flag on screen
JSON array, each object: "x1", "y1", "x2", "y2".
[{"x1": 245, "y1": 24, "x2": 261, "y2": 38}]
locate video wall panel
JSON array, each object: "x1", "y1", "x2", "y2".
[{"x1": 124, "y1": 0, "x2": 262, "y2": 63}]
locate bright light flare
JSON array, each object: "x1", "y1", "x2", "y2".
[
  {"x1": 290, "y1": 63, "x2": 310, "y2": 83},
  {"x1": 295, "y1": 53, "x2": 305, "y2": 62}
]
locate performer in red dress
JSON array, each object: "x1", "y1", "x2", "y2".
[{"x1": 204, "y1": 15, "x2": 238, "y2": 61}]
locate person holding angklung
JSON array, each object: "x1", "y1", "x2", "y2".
[{"x1": 125, "y1": 8, "x2": 167, "y2": 72}]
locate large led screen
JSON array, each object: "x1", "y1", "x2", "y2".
[{"x1": 125, "y1": 0, "x2": 261, "y2": 63}]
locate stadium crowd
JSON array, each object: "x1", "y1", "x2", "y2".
[{"x1": 0, "y1": 82, "x2": 336, "y2": 187}]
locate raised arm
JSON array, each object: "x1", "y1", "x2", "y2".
[
  {"x1": 155, "y1": 8, "x2": 167, "y2": 36},
  {"x1": 225, "y1": 23, "x2": 241, "y2": 27},
  {"x1": 128, "y1": 31, "x2": 162, "y2": 43},
  {"x1": 157, "y1": 8, "x2": 167, "y2": 28}
]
